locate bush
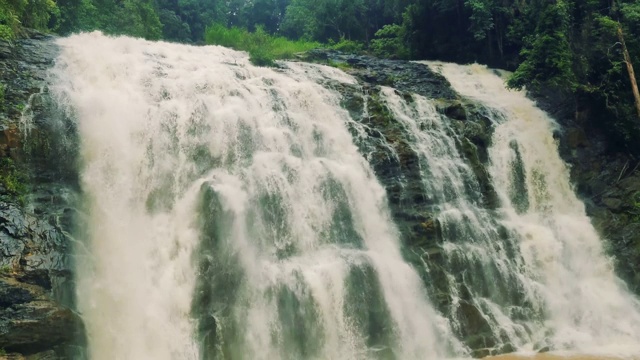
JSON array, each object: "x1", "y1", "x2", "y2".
[
  {"x1": 330, "y1": 37, "x2": 364, "y2": 53},
  {"x1": 0, "y1": 157, "x2": 27, "y2": 204},
  {"x1": 370, "y1": 24, "x2": 409, "y2": 59},
  {"x1": 0, "y1": 0, "x2": 22, "y2": 40},
  {"x1": 205, "y1": 23, "x2": 320, "y2": 66}
]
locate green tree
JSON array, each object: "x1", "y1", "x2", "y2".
[
  {"x1": 158, "y1": 9, "x2": 191, "y2": 42},
  {"x1": 281, "y1": 0, "x2": 366, "y2": 42},
  {"x1": 54, "y1": 0, "x2": 98, "y2": 34},
  {"x1": 508, "y1": 0, "x2": 575, "y2": 91},
  {"x1": 0, "y1": 0, "x2": 58, "y2": 38},
  {"x1": 370, "y1": 24, "x2": 408, "y2": 59}
]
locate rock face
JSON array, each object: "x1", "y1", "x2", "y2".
[{"x1": 0, "y1": 34, "x2": 83, "y2": 358}]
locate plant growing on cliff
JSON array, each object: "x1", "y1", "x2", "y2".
[
  {"x1": 0, "y1": 83, "x2": 5, "y2": 109},
  {"x1": 329, "y1": 37, "x2": 364, "y2": 53},
  {"x1": 0, "y1": 157, "x2": 27, "y2": 201}
]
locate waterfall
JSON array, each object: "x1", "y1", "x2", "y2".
[
  {"x1": 424, "y1": 62, "x2": 640, "y2": 357},
  {"x1": 374, "y1": 86, "x2": 543, "y2": 352},
  {"x1": 49, "y1": 33, "x2": 462, "y2": 360},
  {"x1": 45, "y1": 31, "x2": 640, "y2": 360}
]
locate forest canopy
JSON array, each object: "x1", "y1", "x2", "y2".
[{"x1": 1, "y1": 0, "x2": 640, "y2": 151}]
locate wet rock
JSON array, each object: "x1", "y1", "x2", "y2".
[
  {"x1": 301, "y1": 49, "x2": 458, "y2": 100},
  {"x1": 0, "y1": 278, "x2": 35, "y2": 307},
  {"x1": 439, "y1": 101, "x2": 467, "y2": 120},
  {"x1": 0, "y1": 276, "x2": 83, "y2": 354},
  {"x1": 0, "y1": 40, "x2": 14, "y2": 60}
]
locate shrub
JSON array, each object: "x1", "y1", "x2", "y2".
[
  {"x1": 370, "y1": 24, "x2": 409, "y2": 59},
  {"x1": 205, "y1": 23, "x2": 320, "y2": 66},
  {"x1": 330, "y1": 37, "x2": 364, "y2": 53},
  {"x1": 0, "y1": 157, "x2": 27, "y2": 199}
]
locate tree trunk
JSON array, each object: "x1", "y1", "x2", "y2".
[{"x1": 618, "y1": 26, "x2": 640, "y2": 118}]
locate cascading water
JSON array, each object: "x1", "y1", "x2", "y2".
[
  {"x1": 373, "y1": 86, "x2": 545, "y2": 353},
  {"x1": 43, "y1": 30, "x2": 640, "y2": 360},
  {"x1": 49, "y1": 32, "x2": 462, "y2": 360},
  {"x1": 423, "y1": 62, "x2": 640, "y2": 357}
]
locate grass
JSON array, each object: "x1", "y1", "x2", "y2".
[
  {"x1": 327, "y1": 59, "x2": 352, "y2": 71},
  {"x1": 205, "y1": 23, "x2": 321, "y2": 66}
]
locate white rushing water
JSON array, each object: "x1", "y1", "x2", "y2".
[
  {"x1": 50, "y1": 32, "x2": 460, "y2": 360},
  {"x1": 427, "y1": 62, "x2": 640, "y2": 357},
  {"x1": 45, "y1": 31, "x2": 640, "y2": 359},
  {"x1": 377, "y1": 87, "x2": 542, "y2": 351}
]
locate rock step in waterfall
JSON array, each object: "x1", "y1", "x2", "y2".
[{"x1": 44, "y1": 32, "x2": 640, "y2": 359}]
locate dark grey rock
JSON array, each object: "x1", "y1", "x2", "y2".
[{"x1": 301, "y1": 49, "x2": 459, "y2": 100}]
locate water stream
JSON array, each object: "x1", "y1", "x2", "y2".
[
  {"x1": 50, "y1": 33, "x2": 460, "y2": 360},
  {"x1": 428, "y1": 62, "x2": 640, "y2": 357},
  {"x1": 45, "y1": 33, "x2": 640, "y2": 359}
]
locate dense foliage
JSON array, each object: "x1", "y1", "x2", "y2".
[
  {"x1": 205, "y1": 23, "x2": 318, "y2": 65},
  {"x1": 1, "y1": 0, "x2": 639, "y2": 150}
]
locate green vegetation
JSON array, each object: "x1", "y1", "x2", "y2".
[
  {"x1": 370, "y1": 24, "x2": 408, "y2": 59},
  {"x1": 0, "y1": 0, "x2": 58, "y2": 39},
  {"x1": 205, "y1": 23, "x2": 319, "y2": 66},
  {"x1": 326, "y1": 59, "x2": 351, "y2": 71},
  {"x1": 0, "y1": 83, "x2": 5, "y2": 109},
  {"x1": 0, "y1": 157, "x2": 27, "y2": 200},
  {"x1": 505, "y1": 0, "x2": 640, "y2": 153},
  {"x1": 0, "y1": 264, "x2": 11, "y2": 274}
]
